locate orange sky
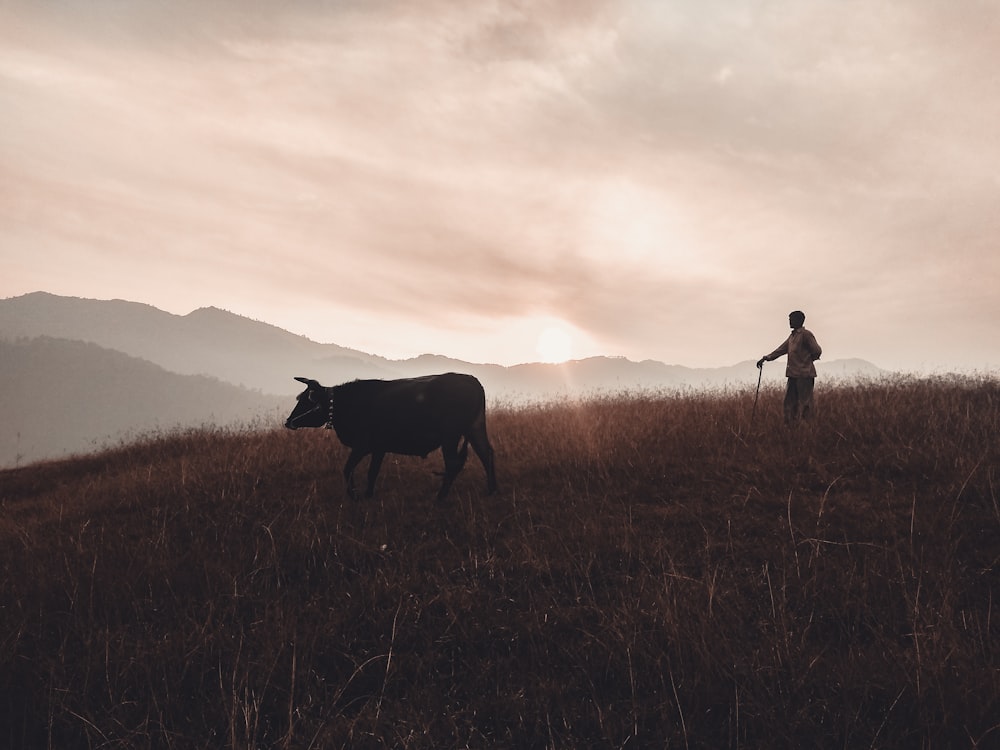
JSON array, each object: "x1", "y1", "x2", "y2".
[{"x1": 3, "y1": 1, "x2": 999, "y2": 371}]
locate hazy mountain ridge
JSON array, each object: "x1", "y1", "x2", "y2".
[
  {"x1": 1, "y1": 293, "x2": 883, "y2": 398},
  {"x1": 0, "y1": 292, "x2": 377, "y2": 394},
  {"x1": 0, "y1": 337, "x2": 288, "y2": 468},
  {"x1": 0, "y1": 292, "x2": 884, "y2": 467}
]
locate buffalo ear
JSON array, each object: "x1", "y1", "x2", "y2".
[{"x1": 294, "y1": 376, "x2": 323, "y2": 402}]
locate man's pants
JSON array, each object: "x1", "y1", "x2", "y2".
[{"x1": 784, "y1": 377, "x2": 816, "y2": 422}]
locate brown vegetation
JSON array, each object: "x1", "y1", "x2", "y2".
[{"x1": 1, "y1": 375, "x2": 998, "y2": 748}]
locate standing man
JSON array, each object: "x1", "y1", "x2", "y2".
[{"x1": 757, "y1": 310, "x2": 823, "y2": 422}]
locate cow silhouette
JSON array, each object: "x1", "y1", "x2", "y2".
[{"x1": 285, "y1": 373, "x2": 497, "y2": 501}]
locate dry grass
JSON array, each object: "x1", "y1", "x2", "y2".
[{"x1": 1, "y1": 375, "x2": 998, "y2": 748}]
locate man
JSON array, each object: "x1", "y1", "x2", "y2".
[{"x1": 757, "y1": 310, "x2": 823, "y2": 422}]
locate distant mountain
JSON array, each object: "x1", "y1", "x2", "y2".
[
  {"x1": 0, "y1": 292, "x2": 390, "y2": 395},
  {"x1": 0, "y1": 337, "x2": 286, "y2": 468},
  {"x1": 0, "y1": 292, "x2": 884, "y2": 397},
  {"x1": 0, "y1": 292, "x2": 885, "y2": 467}
]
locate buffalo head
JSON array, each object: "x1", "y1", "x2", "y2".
[{"x1": 285, "y1": 377, "x2": 331, "y2": 430}]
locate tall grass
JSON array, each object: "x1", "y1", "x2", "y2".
[{"x1": 1, "y1": 375, "x2": 998, "y2": 748}]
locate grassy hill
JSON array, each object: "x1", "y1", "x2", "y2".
[{"x1": 1, "y1": 376, "x2": 997, "y2": 748}]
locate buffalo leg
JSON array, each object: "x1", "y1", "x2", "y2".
[
  {"x1": 436, "y1": 436, "x2": 464, "y2": 502},
  {"x1": 343, "y1": 449, "x2": 368, "y2": 499},
  {"x1": 365, "y1": 451, "x2": 385, "y2": 498},
  {"x1": 466, "y1": 414, "x2": 498, "y2": 494}
]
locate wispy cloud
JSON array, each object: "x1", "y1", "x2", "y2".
[{"x1": 2, "y1": 0, "x2": 999, "y2": 369}]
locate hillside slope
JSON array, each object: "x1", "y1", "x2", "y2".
[
  {"x1": 0, "y1": 292, "x2": 392, "y2": 394},
  {"x1": 0, "y1": 337, "x2": 286, "y2": 468}
]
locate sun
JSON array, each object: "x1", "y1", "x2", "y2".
[{"x1": 536, "y1": 325, "x2": 574, "y2": 364}]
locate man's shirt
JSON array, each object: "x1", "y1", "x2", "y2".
[{"x1": 767, "y1": 327, "x2": 822, "y2": 377}]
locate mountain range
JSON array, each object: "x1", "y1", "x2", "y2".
[{"x1": 0, "y1": 292, "x2": 882, "y2": 468}]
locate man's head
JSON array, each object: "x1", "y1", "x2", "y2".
[{"x1": 789, "y1": 310, "x2": 806, "y2": 328}]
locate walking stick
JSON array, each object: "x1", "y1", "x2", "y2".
[{"x1": 751, "y1": 361, "x2": 764, "y2": 428}]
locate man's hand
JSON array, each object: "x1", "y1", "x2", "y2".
[{"x1": 756, "y1": 357, "x2": 766, "y2": 369}]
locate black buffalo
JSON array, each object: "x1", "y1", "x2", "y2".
[{"x1": 285, "y1": 372, "x2": 497, "y2": 501}]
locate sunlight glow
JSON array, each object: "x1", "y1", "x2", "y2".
[{"x1": 536, "y1": 325, "x2": 573, "y2": 363}]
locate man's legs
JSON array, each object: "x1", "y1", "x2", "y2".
[
  {"x1": 783, "y1": 378, "x2": 798, "y2": 422},
  {"x1": 798, "y1": 377, "x2": 816, "y2": 420},
  {"x1": 784, "y1": 377, "x2": 816, "y2": 422}
]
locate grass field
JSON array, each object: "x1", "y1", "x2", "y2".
[{"x1": 1, "y1": 375, "x2": 998, "y2": 748}]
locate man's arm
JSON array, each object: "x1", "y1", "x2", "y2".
[
  {"x1": 805, "y1": 331, "x2": 822, "y2": 361},
  {"x1": 757, "y1": 338, "x2": 789, "y2": 368}
]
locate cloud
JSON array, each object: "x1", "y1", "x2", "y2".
[{"x1": 2, "y1": 0, "x2": 1000, "y2": 369}]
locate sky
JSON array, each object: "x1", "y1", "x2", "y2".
[{"x1": 2, "y1": 0, "x2": 999, "y2": 372}]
